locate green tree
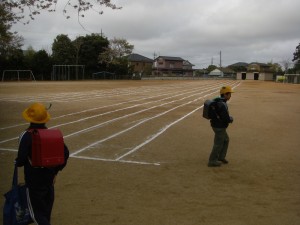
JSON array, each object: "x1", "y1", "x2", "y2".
[
  {"x1": 195, "y1": 69, "x2": 208, "y2": 77},
  {"x1": 99, "y1": 38, "x2": 134, "y2": 77},
  {"x1": 206, "y1": 65, "x2": 217, "y2": 73},
  {"x1": 52, "y1": 34, "x2": 76, "y2": 65},
  {"x1": 280, "y1": 58, "x2": 292, "y2": 74},
  {"x1": 74, "y1": 34, "x2": 109, "y2": 76},
  {"x1": 6, "y1": 49, "x2": 24, "y2": 70},
  {"x1": 23, "y1": 46, "x2": 36, "y2": 69},
  {"x1": 32, "y1": 50, "x2": 52, "y2": 80},
  {"x1": 0, "y1": 3, "x2": 23, "y2": 57},
  {"x1": 228, "y1": 63, "x2": 248, "y2": 72},
  {"x1": 267, "y1": 62, "x2": 284, "y2": 75},
  {"x1": 292, "y1": 43, "x2": 300, "y2": 72}
]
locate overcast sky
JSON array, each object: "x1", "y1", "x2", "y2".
[{"x1": 12, "y1": 0, "x2": 300, "y2": 68}]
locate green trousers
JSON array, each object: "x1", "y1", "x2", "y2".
[{"x1": 209, "y1": 127, "x2": 229, "y2": 163}]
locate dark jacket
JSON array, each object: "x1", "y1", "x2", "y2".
[
  {"x1": 16, "y1": 123, "x2": 69, "y2": 188},
  {"x1": 210, "y1": 97, "x2": 233, "y2": 128}
]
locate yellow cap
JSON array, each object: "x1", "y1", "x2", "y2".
[
  {"x1": 22, "y1": 103, "x2": 50, "y2": 124},
  {"x1": 220, "y1": 86, "x2": 235, "y2": 95}
]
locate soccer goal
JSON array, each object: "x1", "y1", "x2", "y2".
[
  {"x1": 52, "y1": 65, "x2": 85, "y2": 80},
  {"x1": 2, "y1": 70, "x2": 36, "y2": 81}
]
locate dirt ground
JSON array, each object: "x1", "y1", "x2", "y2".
[{"x1": 0, "y1": 80, "x2": 300, "y2": 225}]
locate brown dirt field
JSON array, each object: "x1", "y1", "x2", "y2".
[{"x1": 0, "y1": 80, "x2": 300, "y2": 225}]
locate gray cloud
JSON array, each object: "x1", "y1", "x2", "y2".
[{"x1": 12, "y1": 0, "x2": 300, "y2": 68}]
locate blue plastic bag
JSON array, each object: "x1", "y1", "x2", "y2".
[{"x1": 3, "y1": 165, "x2": 32, "y2": 225}]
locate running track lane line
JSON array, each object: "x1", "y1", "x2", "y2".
[
  {"x1": 0, "y1": 82, "x2": 206, "y2": 130},
  {"x1": 0, "y1": 82, "x2": 241, "y2": 166},
  {"x1": 0, "y1": 82, "x2": 241, "y2": 165},
  {"x1": 70, "y1": 82, "x2": 240, "y2": 157},
  {"x1": 116, "y1": 82, "x2": 241, "y2": 160}
]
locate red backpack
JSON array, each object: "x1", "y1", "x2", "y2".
[{"x1": 29, "y1": 129, "x2": 65, "y2": 167}]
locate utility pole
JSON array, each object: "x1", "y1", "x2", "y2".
[
  {"x1": 220, "y1": 51, "x2": 224, "y2": 77},
  {"x1": 220, "y1": 51, "x2": 222, "y2": 68}
]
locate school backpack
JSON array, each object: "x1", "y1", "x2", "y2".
[
  {"x1": 202, "y1": 99, "x2": 220, "y2": 120},
  {"x1": 29, "y1": 129, "x2": 65, "y2": 167}
]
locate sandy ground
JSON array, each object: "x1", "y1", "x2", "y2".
[{"x1": 0, "y1": 80, "x2": 300, "y2": 225}]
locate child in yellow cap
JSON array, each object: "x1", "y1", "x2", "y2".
[
  {"x1": 15, "y1": 103, "x2": 69, "y2": 225},
  {"x1": 208, "y1": 86, "x2": 234, "y2": 167}
]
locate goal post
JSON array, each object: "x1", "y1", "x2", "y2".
[
  {"x1": 52, "y1": 65, "x2": 85, "y2": 80},
  {"x1": 2, "y1": 70, "x2": 36, "y2": 81}
]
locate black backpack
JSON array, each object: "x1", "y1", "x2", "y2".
[{"x1": 203, "y1": 99, "x2": 221, "y2": 120}]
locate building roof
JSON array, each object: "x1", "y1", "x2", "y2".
[
  {"x1": 183, "y1": 60, "x2": 195, "y2": 66},
  {"x1": 220, "y1": 67, "x2": 235, "y2": 73},
  {"x1": 228, "y1": 62, "x2": 249, "y2": 67},
  {"x1": 249, "y1": 62, "x2": 272, "y2": 68},
  {"x1": 209, "y1": 69, "x2": 223, "y2": 76},
  {"x1": 209, "y1": 67, "x2": 235, "y2": 76},
  {"x1": 156, "y1": 56, "x2": 185, "y2": 61},
  {"x1": 128, "y1": 53, "x2": 154, "y2": 63}
]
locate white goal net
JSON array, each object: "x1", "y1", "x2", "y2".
[
  {"x1": 2, "y1": 70, "x2": 36, "y2": 81},
  {"x1": 52, "y1": 65, "x2": 85, "y2": 80}
]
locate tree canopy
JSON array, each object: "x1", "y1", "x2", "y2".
[
  {"x1": 267, "y1": 62, "x2": 283, "y2": 75},
  {"x1": 292, "y1": 43, "x2": 300, "y2": 71},
  {"x1": 99, "y1": 38, "x2": 134, "y2": 65},
  {"x1": 98, "y1": 38, "x2": 134, "y2": 77},
  {"x1": 52, "y1": 34, "x2": 77, "y2": 65},
  {"x1": 74, "y1": 34, "x2": 109, "y2": 74},
  {"x1": 0, "y1": 4, "x2": 23, "y2": 56},
  {"x1": 292, "y1": 43, "x2": 300, "y2": 62},
  {"x1": 206, "y1": 65, "x2": 217, "y2": 73}
]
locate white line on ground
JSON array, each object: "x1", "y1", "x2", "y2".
[
  {"x1": 65, "y1": 83, "x2": 224, "y2": 139},
  {"x1": 0, "y1": 148, "x2": 160, "y2": 166},
  {"x1": 0, "y1": 81, "x2": 233, "y2": 146},
  {"x1": 116, "y1": 82, "x2": 241, "y2": 160},
  {"x1": 0, "y1": 83, "x2": 203, "y2": 130},
  {"x1": 70, "y1": 81, "x2": 238, "y2": 157},
  {"x1": 0, "y1": 81, "x2": 241, "y2": 167},
  {"x1": 0, "y1": 148, "x2": 18, "y2": 152},
  {"x1": 71, "y1": 155, "x2": 160, "y2": 166}
]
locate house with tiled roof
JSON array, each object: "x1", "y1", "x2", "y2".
[
  {"x1": 183, "y1": 60, "x2": 195, "y2": 76},
  {"x1": 127, "y1": 53, "x2": 154, "y2": 76},
  {"x1": 153, "y1": 56, "x2": 194, "y2": 76}
]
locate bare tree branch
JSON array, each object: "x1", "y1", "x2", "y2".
[{"x1": 3, "y1": 0, "x2": 122, "y2": 24}]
